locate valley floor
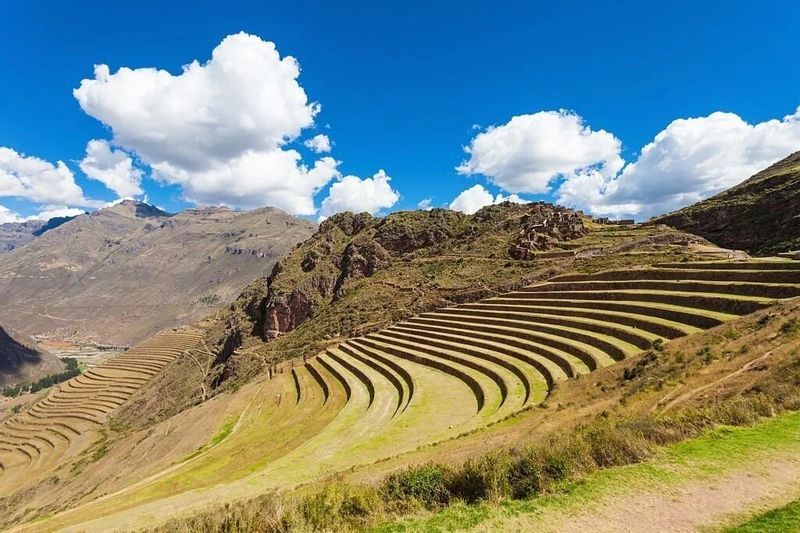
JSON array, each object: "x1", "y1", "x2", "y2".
[{"x1": 380, "y1": 410, "x2": 800, "y2": 532}]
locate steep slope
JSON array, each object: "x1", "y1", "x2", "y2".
[
  {"x1": 209, "y1": 204, "x2": 688, "y2": 360},
  {"x1": 0, "y1": 201, "x2": 315, "y2": 345},
  {"x1": 0, "y1": 327, "x2": 63, "y2": 387},
  {"x1": 653, "y1": 150, "x2": 800, "y2": 255},
  {"x1": 124, "y1": 205, "x2": 709, "y2": 430}
]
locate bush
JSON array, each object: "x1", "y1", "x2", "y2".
[
  {"x1": 582, "y1": 421, "x2": 652, "y2": 467},
  {"x1": 382, "y1": 464, "x2": 451, "y2": 508},
  {"x1": 447, "y1": 452, "x2": 511, "y2": 503},
  {"x1": 298, "y1": 482, "x2": 383, "y2": 530},
  {"x1": 781, "y1": 318, "x2": 799, "y2": 336}
]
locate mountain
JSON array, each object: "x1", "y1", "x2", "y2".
[
  {"x1": 0, "y1": 221, "x2": 45, "y2": 252},
  {"x1": 652, "y1": 150, "x2": 800, "y2": 255},
  {"x1": 0, "y1": 326, "x2": 63, "y2": 387},
  {"x1": 0, "y1": 200, "x2": 315, "y2": 345},
  {"x1": 0, "y1": 216, "x2": 78, "y2": 253}
]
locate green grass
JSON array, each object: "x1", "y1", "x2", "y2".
[
  {"x1": 725, "y1": 500, "x2": 800, "y2": 532},
  {"x1": 376, "y1": 411, "x2": 800, "y2": 532},
  {"x1": 179, "y1": 415, "x2": 237, "y2": 463}
]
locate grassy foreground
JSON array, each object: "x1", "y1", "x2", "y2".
[
  {"x1": 153, "y1": 398, "x2": 800, "y2": 532},
  {"x1": 380, "y1": 410, "x2": 800, "y2": 532},
  {"x1": 725, "y1": 500, "x2": 800, "y2": 533}
]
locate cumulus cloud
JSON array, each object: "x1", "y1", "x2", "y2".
[
  {"x1": 0, "y1": 203, "x2": 85, "y2": 224},
  {"x1": 557, "y1": 107, "x2": 800, "y2": 218},
  {"x1": 458, "y1": 110, "x2": 624, "y2": 194},
  {"x1": 318, "y1": 169, "x2": 400, "y2": 218},
  {"x1": 0, "y1": 147, "x2": 92, "y2": 206},
  {"x1": 417, "y1": 197, "x2": 434, "y2": 210},
  {"x1": 74, "y1": 32, "x2": 339, "y2": 214},
  {"x1": 0, "y1": 205, "x2": 23, "y2": 224},
  {"x1": 304, "y1": 134, "x2": 332, "y2": 153},
  {"x1": 33, "y1": 206, "x2": 86, "y2": 220},
  {"x1": 79, "y1": 139, "x2": 143, "y2": 198},
  {"x1": 448, "y1": 184, "x2": 525, "y2": 215}
]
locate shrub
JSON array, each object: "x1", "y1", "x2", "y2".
[
  {"x1": 651, "y1": 338, "x2": 664, "y2": 351},
  {"x1": 447, "y1": 452, "x2": 511, "y2": 503},
  {"x1": 697, "y1": 346, "x2": 716, "y2": 364},
  {"x1": 298, "y1": 482, "x2": 383, "y2": 530},
  {"x1": 382, "y1": 463, "x2": 451, "y2": 508},
  {"x1": 781, "y1": 318, "x2": 799, "y2": 336},
  {"x1": 582, "y1": 421, "x2": 652, "y2": 467}
]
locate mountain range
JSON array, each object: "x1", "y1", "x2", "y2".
[{"x1": 0, "y1": 200, "x2": 315, "y2": 345}]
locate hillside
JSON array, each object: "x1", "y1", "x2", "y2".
[
  {"x1": 653, "y1": 150, "x2": 800, "y2": 255},
  {"x1": 0, "y1": 201, "x2": 315, "y2": 345},
  {"x1": 4, "y1": 201, "x2": 799, "y2": 532},
  {"x1": 0, "y1": 326, "x2": 63, "y2": 387},
  {"x1": 3, "y1": 256, "x2": 800, "y2": 530},
  {"x1": 194, "y1": 203, "x2": 707, "y2": 393},
  {"x1": 0, "y1": 221, "x2": 45, "y2": 252}
]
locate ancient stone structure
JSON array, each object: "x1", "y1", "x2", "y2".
[{"x1": 509, "y1": 204, "x2": 587, "y2": 259}]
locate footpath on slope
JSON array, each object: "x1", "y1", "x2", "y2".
[{"x1": 380, "y1": 411, "x2": 800, "y2": 533}]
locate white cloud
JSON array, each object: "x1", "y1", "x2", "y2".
[
  {"x1": 0, "y1": 147, "x2": 93, "y2": 206},
  {"x1": 0, "y1": 203, "x2": 85, "y2": 224},
  {"x1": 458, "y1": 110, "x2": 624, "y2": 194},
  {"x1": 318, "y1": 169, "x2": 400, "y2": 218},
  {"x1": 74, "y1": 32, "x2": 339, "y2": 214},
  {"x1": 304, "y1": 134, "x2": 332, "y2": 154},
  {"x1": 80, "y1": 139, "x2": 143, "y2": 198},
  {"x1": 417, "y1": 197, "x2": 434, "y2": 210},
  {"x1": 448, "y1": 184, "x2": 525, "y2": 215},
  {"x1": 0, "y1": 205, "x2": 23, "y2": 224},
  {"x1": 32, "y1": 206, "x2": 85, "y2": 221},
  {"x1": 557, "y1": 107, "x2": 800, "y2": 218}
]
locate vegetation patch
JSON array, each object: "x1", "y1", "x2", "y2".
[{"x1": 725, "y1": 500, "x2": 800, "y2": 533}]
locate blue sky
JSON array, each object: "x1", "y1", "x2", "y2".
[{"x1": 1, "y1": 0, "x2": 799, "y2": 222}]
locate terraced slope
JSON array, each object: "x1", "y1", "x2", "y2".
[
  {"x1": 0, "y1": 330, "x2": 201, "y2": 492},
  {"x1": 13, "y1": 260, "x2": 800, "y2": 532}
]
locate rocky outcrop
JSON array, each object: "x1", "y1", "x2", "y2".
[{"x1": 508, "y1": 203, "x2": 587, "y2": 259}]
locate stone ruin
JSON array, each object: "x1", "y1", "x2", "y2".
[{"x1": 509, "y1": 203, "x2": 588, "y2": 260}]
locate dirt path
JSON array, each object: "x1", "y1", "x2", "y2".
[
  {"x1": 472, "y1": 414, "x2": 800, "y2": 532},
  {"x1": 654, "y1": 345, "x2": 779, "y2": 412},
  {"x1": 534, "y1": 455, "x2": 800, "y2": 532}
]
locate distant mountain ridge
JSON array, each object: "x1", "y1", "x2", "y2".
[
  {"x1": 0, "y1": 200, "x2": 315, "y2": 345},
  {"x1": 653, "y1": 150, "x2": 800, "y2": 255},
  {"x1": 0, "y1": 216, "x2": 79, "y2": 253}
]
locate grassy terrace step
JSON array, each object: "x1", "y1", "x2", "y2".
[
  {"x1": 326, "y1": 349, "x2": 377, "y2": 409},
  {"x1": 525, "y1": 280, "x2": 800, "y2": 299},
  {"x1": 316, "y1": 354, "x2": 353, "y2": 404},
  {"x1": 381, "y1": 327, "x2": 534, "y2": 405},
  {"x1": 389, "y1": 324, "x2": 556, "y2": 390},
  {"x1": 552, "y1": 268, "x2": 800, "y2": 284},
  {"x1": 367, "y1": 333, "x2": 513, "y2": 412},
  {"x1": 408, "y1": 314, "x2": 633, "y2": 363},
  {"x1": 422, "y1": 309, "x2": 659, "y2": 348},
  {"x1": 479, "y1": 298, "x2": 733, "y2": 329},
  {"x1": 0, "y1": 330, "x2": 202, "y2": 486},
  {"x1": 656, "y1": 261, "x2": 800, "y2": 270},
  {"x1": 500, "y1": 290, "x2": 771, "y2": 315},
  {"x1": 351, "y1": 337, "x2": 486, "y2": 413},
  {"x1": 392, "y1": 323, "x2": 577, "y2": 381},
  {"x1": 403, "y1": 318, "x2": 604, "y2": 372},
  {"x1": 336, "y1": 342, "x2": 413, "y2": 414},
  {"x1": 451, "y1": 304, "x2": 697, "y2": 338}
]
